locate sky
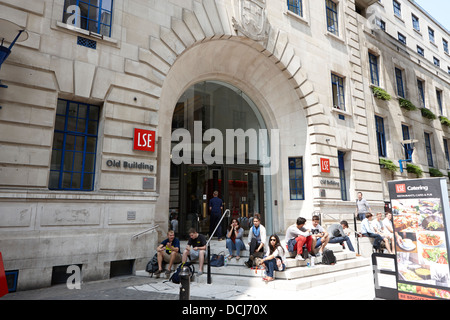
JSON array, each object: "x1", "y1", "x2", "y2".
[{"x1": 413, "y1": 0, "x2": 450, "y2": 31}]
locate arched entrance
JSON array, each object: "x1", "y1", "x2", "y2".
[{"x1": 170, "y1": 81, "x2": 269, "y2": 238}]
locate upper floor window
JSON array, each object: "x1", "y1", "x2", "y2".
[
  {"x1": 375, "y1": 115, "x2": 387, "y2": 158},
  {"x1": 287, "y1": 0, "x2": 303, "y2": 17},
  {"x1": 436, "y1": 89, "x2": 443, "y2": 115},
  {"x1": 49, "y1": 99, "x2": 100, "y2": 191},
  {"x1": 428, "y1": 27, "x2": 435, "y2": 43},
  {"x1": 412, "y1": 14, "x2": 420, "y2": 31},
  {"x1": 395, "y1": 68, "x2": 405, "y2": 98},
  {"x1": 424, "y1": 132, "x2": 434, "y2": 168},
  {"x1": 369, "y1": 52, "x2": 380, "y2": 86},
  {"x1": 326, "y1": 0, "x2": 339, "y2": 36},
  {"x1": 63, "y1": 0, "x2": 113, "y2": 37},
  {"x1": 331, "y1": 73, "x2": 345, "y2": 111},
  {"x1": 443, "y1": 39, "x2": 449, "y2": 54},
  {"x1": 417, "y1": 79, "x2": 426, "y2": 108},
  {"x1": 398, "y1": 32, "x2": 406, "y2": 45},
  {"x1": 434, "y1": 57, "x2": 440, "y2": 67},
  {"x1": 417, "y1": 45, "x2": 425, "y2": 57},
  {"x1": 393, "y1": 0, "x2": 401, "y2": 17},
  {"x1": 402, "y1": 124, "x2": 412, "y2": 160},
  {"x1": 376, "y1": 18, "x2": 386, "y2": 31}
]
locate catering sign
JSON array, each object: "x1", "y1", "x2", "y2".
[{"x1": 388, "y1": 178, "x2": 450, "y2": 300}]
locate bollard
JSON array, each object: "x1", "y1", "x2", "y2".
[{"x1": 179, "y1": 266, "x2": 191, "y2": 300}]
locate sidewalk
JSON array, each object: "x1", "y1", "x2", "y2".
[{"x1": 1, "y1": 267, "x2": 375, "y2": 300}]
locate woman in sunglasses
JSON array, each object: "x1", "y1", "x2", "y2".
[{"x1": 261, "y1": 234, "x2": 286, "y2": 282}]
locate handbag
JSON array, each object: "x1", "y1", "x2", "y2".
[{"x1": 210, "y1": 251, "x2": 225, "y2": 267}]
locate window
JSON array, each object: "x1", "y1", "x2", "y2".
[
  {"x1": 444, "y1": 139, "x2": 450, "y2": 169},
  {"x1": 424, "y1": 132, "x2": 433, "y2": 167},
  {"x1": 395, "y1": 68, "x2": 405, "y2": 98},
  {"x1": 289, "y1": 157, "x2": 304, "y2": 200},
  {"x1": 287, "y1": 0, "x2": 303, "y2": 17},
  {"x1": 331, "y1": 73, "x2": 345, "y2": 111},
  {"x1": 434, "y1": 57, "x2": 440, "y2": 67},
  {"x1": 375, "y1": 115, "x2": 387, "y2": 158},
  {"x1": 63, "y1": 0, "x2": 113, "y2": 37},
  {"x1": 402, "y1": 124, "x2": 412, "y2": 160},
  {"x1": 428, "y1": 27, "x2": 435, "y2": 43},
  {"x1": 398, "y1": 32, "x2": 406, "y2": 45},
  {"x1": 338, "y1": 151, "x2": 347, "y2": 201},
  {"x1": 49, "y1": 99, "x2": 100, "y2": 191},
  {"x1": 376, "y1": 18, "x2": 386, "y2": 31},
  {"x1": 393, "y1": 0, "x2": 401, "y2": 17},
  {"x1": 326, "y1": 0, "x2": 339, "y2": 36},
  {"x1": 417, "y1": 45, "x2": 425, "y2": 57},
  {"x1": 436, "y1": 89, "x2": 443, "y2": 115},
  {"x1": 417, "y1": 79, "x2": 425, "y2": 108},
  {"x1": 412, "y1": 14, "x2": 420, "y2": 31},
  {"x1": 369, "y1": 53, "x2": 380, "y2": 86},
  {"x1": 444, "y1": 39, "x2": 449, "y2": 54}
]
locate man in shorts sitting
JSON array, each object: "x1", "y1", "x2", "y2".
[
  {"x1": 155, "y1": 230, "x2": 182, "y2": 278},
  {"x1": 182, "y1": 228, "x2": 207, "y2": 276}
]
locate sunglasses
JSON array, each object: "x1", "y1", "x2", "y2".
[{"x1": 270, "y1": 238, "x2": 276, "y2": 241}]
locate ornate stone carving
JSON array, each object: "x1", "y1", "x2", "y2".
[{"x1": 232, "y1": 0, "x2": 268, "y2": 42}]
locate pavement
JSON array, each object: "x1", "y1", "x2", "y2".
[{"x1": 1, "y1": 268, "x2": 376, "y2": 301}]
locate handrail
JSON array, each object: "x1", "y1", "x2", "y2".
[
  {"x1": 320, "y1": 212, "x2": 361, "y2": 254},
  {"x1": 207, "y1": 209, "x2": 230, "y2": 284},
  {"x1": 131, "y1": 224, "x2": 159, "y2": 240},
  {"x1": 321, "y1": 212, "x2": 358, "y2": 234}
]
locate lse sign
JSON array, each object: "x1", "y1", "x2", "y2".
[
  {"x1": 395, "y1": 184, "x2": 407, "y2": 193},
  {"x1": 134, "y1": 128, "x2": 155, "y2": 152},
  {"x1": 320, "y1": 158, "x2": 330, "y2": 173}
]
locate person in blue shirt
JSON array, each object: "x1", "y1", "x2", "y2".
[
  {"x1": 209, "y1": 190, "x2": 224, "y2": 240},
  {"x1": 361, "y1": 213, "x2": 384, "y2": 251},
  {"x1": 155, "y1": 230, "x2": 182, "y2": 278}
]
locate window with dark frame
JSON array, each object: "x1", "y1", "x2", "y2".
[
  {"x1": 287, "y1": 0, "x2": 303, "y2": 17},
  {"x1": 288, "y1": 157, "x2": 304, "y2": 200},
  {"x1": 369, "y1": 52, "x2": 380, "y2": 86},
  {"x1": 424, "y1": 132, "x2": 434, "y2": 168},
  {"x1": 331, "y1": 73, "x2": 345, "y2": 111},
  {"x1": 326, "y1": 0, "x2": 339, "y2": 36},
  {"x1": 62, "y1": 0, "x2": 113, "y2": 37},
  {"x1": 395, "y1": 68, "x2": 405, "y2": 98},
  {"x1": 49, "y1": 99, "x2": 100, "y2": 191},
  {"x1": 338, "y1": 151, "x2": 347, "y2": 201},
  {"x1": 375, "y1": 115, "x2": 387, "y2": 158}
]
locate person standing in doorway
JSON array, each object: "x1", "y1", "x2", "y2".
[
  {"x1": 209, "y1": 191, "x2": 224, "y2": 240},
  {"x1": 355, "y1": 192, "x2": 371, "y2": 221}
]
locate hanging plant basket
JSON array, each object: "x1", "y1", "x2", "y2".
[
  {"x1": 379, "y1": 158, "x2": 399, "y2": 172},
  {"x1": 439, "y1": 116, "x2": 450, "y2": 127},
  {"x1": 421, "y1": 108, "x2": 437, "y2": 120},
  {"x1": 406, "y1": 163, "x2": 423, "y2": 177},
  {"x1": 429, "y1": 168, "x2": 444, "y2": 177},
  {"x1": 372, "y1": 86, "x2": 391, "y2": 101},
  {"x1": 399, "y1": 98, "x2": 417, "y2": 111}
]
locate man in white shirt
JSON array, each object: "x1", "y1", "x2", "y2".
[
  {"x1": 310, "y1": 215, "x2": 329, "y2": 256},
  {"x1": 361, "y1": 213, "x2": 384, "y2": 251}
]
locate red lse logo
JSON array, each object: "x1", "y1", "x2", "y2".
[
  {"x1": 395, "y1": 184, "x2": 406, "y2": 193},
  {"x1": 134, "y1": 128, "x2": 155, "y2": 152},
  {"x1": 320, "y1": 158, "x2": 330, "y2": 173}
]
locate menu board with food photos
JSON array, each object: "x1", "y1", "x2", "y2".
[{"x1": 388, "y1": 178, "x2": 450, "y2": 300}]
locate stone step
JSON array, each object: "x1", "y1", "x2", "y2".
[{"x1": 195, "y1": 263, "x2": 373, "y2": 291}]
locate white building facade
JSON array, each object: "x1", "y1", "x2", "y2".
[{"x1": 0, "y1": 0, "x2": 448, "y2": 290}]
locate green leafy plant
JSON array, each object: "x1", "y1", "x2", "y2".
[
  {"x1": 429, "y1": 168, "x2": 444, "y2": 177},
  {"x1": 399, "y1": 98, "x2": 417, "y2": 111},
  {"x1": 406, "y1": 163, "x2": 423, "y2": 177},
  {"x1": 439, "y1": 116, "x2": 450, "y2": 127},
  {"x1": 421, "y1": 108, "x2": 437, "y2": 120},
  {"x1": 372, "y1": 86, "x2": 391, "y2": 101},
  {"x1": 379, "y1": 158, "x2": 399, "y2": 172}
]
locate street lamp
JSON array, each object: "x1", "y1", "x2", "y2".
[{"x1": 0, "y1": 18, "x2": 28, "y2": 92}]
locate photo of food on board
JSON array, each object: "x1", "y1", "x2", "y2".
[{"x1": 392, "y1": 198, "x2": 449, "y2": 287}]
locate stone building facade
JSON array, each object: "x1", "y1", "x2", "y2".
[{"x1": 0, "y1": 0, "x2": 448, "y2": 290}]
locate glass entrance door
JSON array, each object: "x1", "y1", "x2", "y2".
[{"x1": 225, "y1": 167, "x2": 263, "y2": 230}]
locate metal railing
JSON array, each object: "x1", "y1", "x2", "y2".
[
  {"x1": 206, "y1": 209, "x2": 230, "y2": 284},
  {"x1": 131, "y1": 224, "x2": 159, "y2": 240}
]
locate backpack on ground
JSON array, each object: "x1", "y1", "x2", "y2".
[
  {"x1": 146, "y1": 253, "x2": 163, "y2": 276},
  {"x1": 168, "y1": 262, "x2": 195, "y2": 284},
  {"x1": 321, "y1": 249, "x2": 336, "y2": 265}
]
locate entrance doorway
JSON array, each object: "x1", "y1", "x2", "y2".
[
  {"x1": 176, "y1": 165, "x2": 264, "y2": 238},
  {"x1": 169, "y1": 80, "x2": 271, "y2": 238}
]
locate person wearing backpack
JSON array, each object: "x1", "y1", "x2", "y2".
[{"x1": 154, "y1": 230, "x2": 182, "y2": 278}]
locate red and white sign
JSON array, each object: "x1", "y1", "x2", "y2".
[
  {"x1": 134, "y1": 128, "x2": 155, "y2": 152},
  {"x1": 395, "y1": 184, "x2": 406, "y2": 193},
  {"x1": 320, "y1": 158, "x2": 330, "y2": 173}
]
